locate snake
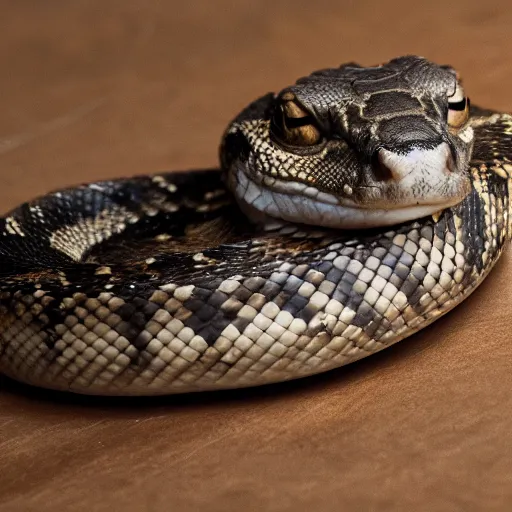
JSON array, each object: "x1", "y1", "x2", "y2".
[{"x1": 0, "y1": 55, "x2": 511, "y2": 396}]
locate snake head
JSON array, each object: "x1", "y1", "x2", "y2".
[{"x1": 222, "y1": 55, "x2": 473, "y2": 229}]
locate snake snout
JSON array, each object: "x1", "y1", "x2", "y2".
[{"x1": 372, "y1": 142, "x2": 457, "y2": 183}]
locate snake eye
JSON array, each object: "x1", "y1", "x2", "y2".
[
  {"x1": 447, "y1": 83, "x2": 470, "y2": 129},
  {"x1": 271, "y1": 91, "x2": 322, "y2": 146}
]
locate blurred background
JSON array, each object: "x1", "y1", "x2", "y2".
[{"x1": 1, "y1": 2, "x2": 512, "y2": 511}]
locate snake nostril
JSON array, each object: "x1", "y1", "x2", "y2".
[
  {"x1": 371, "y1": 150, "x2": 395, "y2": 181},
  {"x1": 446, "y1": 152, "x2": 457, "y2": 173}
]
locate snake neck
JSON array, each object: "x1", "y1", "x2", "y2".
[{"x1": 468, "y1": 108, "x2": 512, "y2": 242}]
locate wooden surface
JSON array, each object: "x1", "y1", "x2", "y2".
[{"x1": 1, "y1": 1, "x2": 512, "y2": 510}]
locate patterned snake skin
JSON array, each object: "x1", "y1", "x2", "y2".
[{"x1": 0, "y1": 56, "x2": 511, "y2": 395}]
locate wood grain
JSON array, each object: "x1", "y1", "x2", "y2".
[{"x1": 1, "y1": 1, "x2": 511, "y2": 510}]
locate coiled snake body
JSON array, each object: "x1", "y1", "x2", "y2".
[{"x1": 0, "y1": 56, "x2": 511, "y2": 395}]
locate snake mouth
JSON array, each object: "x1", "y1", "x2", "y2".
[
  {"x1": 231, "y1": 162, "x2": 471, "y2": 229},
  {"x1": 351, "y1": 173, "x2": 472, "y2": 213},
  {"x1": 295, "y1": 196, "x2": 468, "y2": 229}
]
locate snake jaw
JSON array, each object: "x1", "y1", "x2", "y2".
[
  {"x1": 225, "y1": 122, "x2": 472, "y2": 229},
  {"x1": 229, "y1": 157, "x2": 470, "y2": 229}
]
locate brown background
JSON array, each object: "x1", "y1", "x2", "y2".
[{"x1": 1, "y1": 1, "x2": 511, "y2": 511}]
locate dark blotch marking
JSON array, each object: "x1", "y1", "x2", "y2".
[
  {"x1": 258, "y1": 280, "x2": 282, "y2": 300},
  {"x1": 400, "y1": 276, "x2": 421, "y2": 300},
  {"x1": 272, "y1": 291, "x2": 293, "y2": 309},
  {"x1": 346, "y1": 293, "x2": 365, "y2": 315},
  {"x1": 282, "y1": 294, "x2": 309, "y2": 316},
  {"x1": 222, "y1": 131, "x2": 253, "y2": 167},
  {"x1": 364, "y1": 319, "x2": 381, "y2": 339},
  {"x1": 232, "y1": 317, "x2": 251, "y2": 334},
  {"x1": 112, "y1": 294, "x2": 159, "y2": 350},
  {"x1": 394, "y1": 262, "x2": 411, "y2": 281},
  {"x1": 298, "y1": 305, "x2": 318, "y2": 323},
  {"x1": 232, "y1": 285, "x2": 253, "y2": 303},
  {"x1": 364, "y1": 91, "x2": 422, "y2": 119},
  {"x1": 353, "y1": 303, "x2": 376, "y2": 326}
]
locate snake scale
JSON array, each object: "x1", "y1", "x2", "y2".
[{"x1": 0, "y1": 56, "x2": 511, "y2": 395}]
